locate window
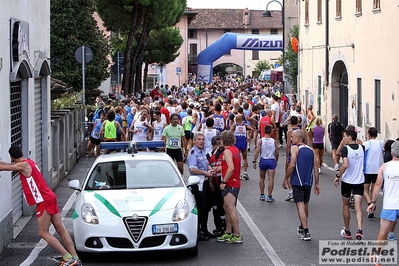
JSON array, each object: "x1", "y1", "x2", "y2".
[
  {"x1": 336, "y1": 0, "x2": 342, "y2": 17},
  {"x1": 188, "y1": 29, "x2": 197, "y2": 39},
  {"x1": 317, "y1": 0, "x2": 322, "y2": 22},
  {"x1": 373, "y1": 0, "x2": 380, "y2": 9},
  {"x1": 270, "y1": 28, "x2": 278, "y2": 35},
  {"x1": 252, "y1": 29, "x2": 259, "y2": 34},
  {"x1": 356, "y1": 0, "x2": 362, "y2": 13},
  {"x1": 189, "y1": 44, "x2": 197, "y2": 64},
  {"x1": 252, "y1": 50, "x2": 259, "y2": 60},
  {"x1": 357, "y1": 78, "x2": 362, "y2": 127},
  {"x1": 305, "y1": 0, "x2": 309, "y2": 24},
  {"x1": 374, "y1": 79, "x2": 381, "y2": 132}
]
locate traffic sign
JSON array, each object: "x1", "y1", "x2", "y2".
[
  {"x1": 176, "y1": 67, "x2": 182, "y2": 75},
  {"x1": 111, "y1": 63, "x2": 124, "y2": 75},
  {"x1": 112, "y1": 50, "x2": 124, "y2": 63},
  {"x1": 74, "y1": 46, "x2": 93, "y2": 64},
  {"x1": 112, "y1": 50, "x2": 125, "y2": 75}
]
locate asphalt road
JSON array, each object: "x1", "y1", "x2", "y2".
[{"x1": 0, "y1": 144, "x2": 395, "y2": 266}]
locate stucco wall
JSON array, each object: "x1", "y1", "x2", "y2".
[
  {"x1": 298, "y1": 1, "x2": 399, "y2": 142},
  {"x1": 0, "y1": 0, "x2": 50, "y2": 250}
]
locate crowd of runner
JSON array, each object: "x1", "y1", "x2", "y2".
[{"x1": 86, "y1": 76, "x2": 398, "y2": 252}]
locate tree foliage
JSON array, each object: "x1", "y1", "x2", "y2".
[
  {"x1": 253, "y1": 60, "x2": 272, "y2": 78},
  {"x1": 50, "y1": 0, "x2": 112, "y2": 96},
  {"x1": 96, "y1": 0, "x2": 186, "y2": 93},
  {"x1": 142, "y1": 27, "x2": 183, "y2": 89},
  {"x1": 283, "y1": 24, "x2": 299, "y2": 91}
]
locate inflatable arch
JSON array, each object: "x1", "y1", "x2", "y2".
[{"x1": 197, "y1": 32, "x2": 282, "y2": 84}]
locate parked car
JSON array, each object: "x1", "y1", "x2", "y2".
[{"x1": 69, "y1": 141, "x2": 200, "y2": 256}]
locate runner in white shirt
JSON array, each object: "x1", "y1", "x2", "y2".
[
  {"x1": 203, "y1": 118, "x2": 219, "y2": 155},
  {"x1": 152, "y1": 110, "x2": 167, "y2": 141}
]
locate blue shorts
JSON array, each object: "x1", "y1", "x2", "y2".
[
  {"x1": 380, "y1": 209, "x2": 399, "y2": 222},
  {"x1": 259, "y1": 158, "x2": 276, "y2": 171},
  {"x1": 235, "y1": 141, "x2": 247, "y2": 152}
]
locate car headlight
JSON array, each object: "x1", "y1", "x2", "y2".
[
  {"x1": 81, "y1": 203, "x2": 99, "y2": 224},
  {"x1": 172, "y1": 200, "x2": 189, "y2": 222}
]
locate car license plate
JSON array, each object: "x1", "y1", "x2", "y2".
[{"x1": 152, "y1": 223, "x2": 178, "y2": 234}]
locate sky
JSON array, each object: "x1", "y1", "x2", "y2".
[{"x1": 186, "y1": 0, "x2": 283, "y2": 11}]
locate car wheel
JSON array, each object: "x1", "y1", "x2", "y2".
[{"x1": 185, "y1": 240, "x2": 198, "y2": 256}]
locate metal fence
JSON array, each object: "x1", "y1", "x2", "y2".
[{"x1": 49, "y1": 107, "x2": 86, "y2": 189}]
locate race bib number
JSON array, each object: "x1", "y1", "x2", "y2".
[
  {"x1": 154, "y1": 128, "x2": 162, "y2": 137},
  {"x1": 169, "y1": 137, "x2": 180, "y2": 147},
  {"x1": 91, "y1": 131, "x2": 100, "y2": 138}
]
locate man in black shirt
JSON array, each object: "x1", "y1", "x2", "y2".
[{"x1": 328, "y1": 114, "x2": 345, "y2": 170}]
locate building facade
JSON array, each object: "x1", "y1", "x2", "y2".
[
  {"x1": 188, "y1": 8, "x2": 283, "y2": 80},
  {"x1": 298, "y1": 0, "x2": 399, "y2": 144},
  {"x1": 0, "y1": 0, "x2": 51, "y2": 252}
]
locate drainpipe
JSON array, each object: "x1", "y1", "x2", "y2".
[{"x1": 325, "y1": 0, "x2": 329, "y2": 86}]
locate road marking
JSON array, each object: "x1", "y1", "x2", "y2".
[
  {"x1": 19, "y1": 192, "x2": 78, "y2": 266},
  {"x1": 237, "y1": 200, "x2": 286, "y2": 266}
]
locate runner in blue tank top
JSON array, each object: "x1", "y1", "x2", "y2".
[
  {"x1": 230, "y1": 114, "x2": 254, "y2": 180},
  {"x1": 283, "y1": 129, "x2": 320, "y2": 241}
]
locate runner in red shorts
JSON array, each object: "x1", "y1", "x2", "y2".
[{"x1": 0, "y1": 146, "x2": 81, "y2": 266}]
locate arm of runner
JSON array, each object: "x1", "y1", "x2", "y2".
[{"x1": 283, "y1": 145, "x2": 298, "y2": 189}]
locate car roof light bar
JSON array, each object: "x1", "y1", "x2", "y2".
[{"x1": 100, "y1": 141, "x2": 165, "y2": 156}]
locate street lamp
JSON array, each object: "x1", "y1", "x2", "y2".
[{"x1": 263, "y1": 0, "x2": 284, "y2": 54}]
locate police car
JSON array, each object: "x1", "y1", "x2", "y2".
[{"x1": 68, "y1": 141, "x2": 200, "y2": 255}]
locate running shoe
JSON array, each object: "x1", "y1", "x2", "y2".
[
  {"x1": 248, "y1": 147, "x2": 250, "y2": 152},
  {"x1": 297, "y1": 227, "x2": 304, "y2": 240},
  {"x1": 241, "y1": 160, "x2": 244, "y2": 167},
  {"x1": 303, "y1": 232, "x2": 311, "y2": 241},
  {"x1": 387, "y1": 232, "x2": 396, "y2": 241},
  {"x1": 318, "y1": 168, "x2": 321, "y2": 174},
  {"x1": 341, "y1": 227, "x2": 352, "y2": 239},
  {"x1": 334, "y1": 163, "x2": 340, "y2": 171},
  {"x1": 225, "y1": 235, "x2": 243, "y2": 244},
  {"x1": 242, "y1": 172, "x2": 249, "y2": 180},
  {"x1": 266, "y1": 196, "x2": 275, "y2": 202},
  {"x1": 217, "y1": 232, "x2": 232, "y2": 242},
  {"x1": 349, "y1": 195, "x2": 355, "y2": 209},
  {"x1": 368, "y1": 211, "x2": 375, "y2": 218},
  {"x1": 60, "y1": 258, "x2": 79, "y2": 266},
  {"x1": 356, "y1": 229, "x2": 364, "y2": 240},
  {"x1": 285, "y1": 193, "x2": 293, "y2": 201},
  {"x1": 278, "y1": 144, "x2": 283, "y2": 148},
  {"x1": 259, "y1": 194, "x2": 265, "y2": 201}
]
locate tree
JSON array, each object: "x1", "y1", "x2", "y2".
[
  {"x1": 97, "y1": 0, "x2": 186, "y2": 94},
  {"x1": 283, "y1": 25, "x2": 299, "y2": 91},
  {"x1": 142, "y1": 27, "x2": 183, "y2": 90},
  {"x1": 50, "y1": 0, "x2": 112, "y2": 100},
  {"x1": 253, "y1": 60, "x2": 272, "y2": 78}
]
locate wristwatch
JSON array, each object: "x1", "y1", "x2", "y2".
[
  {"x1": 221, "y1": 181, "x2": 226, "y2": 184},
  {"x1": 252, "y1": 160, "x2": 257, "y2": 163},
  {"x1": 335, "y1": 174, "x2": 340, "y2": 178},
  {"x1": 370, "y1": 201, "x2": 376, "y2": 204}
]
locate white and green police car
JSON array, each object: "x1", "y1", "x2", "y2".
[{"x1": 69, "y1": 141, "x2": 200, "y2": 256}]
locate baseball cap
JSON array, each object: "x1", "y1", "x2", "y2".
[
  {"x1": 189, "y1": 102, "x2": 194, "y2": 108},
  {"x1": 194, "y1": 103, "x2": 201, "y2": 109}
]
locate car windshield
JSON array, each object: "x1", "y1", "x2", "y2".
[{"x1": 84, "y1": 160, "x2": 183, "y2": 190}]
